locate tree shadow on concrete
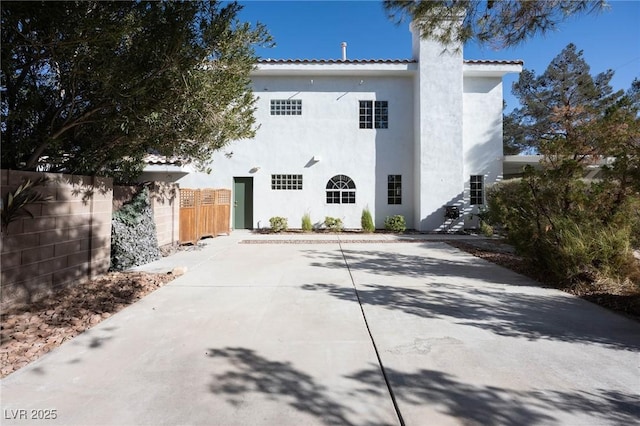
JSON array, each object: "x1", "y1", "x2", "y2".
[
  {"x1": 305, "y1": 243, "x2": 534, "y2": 286},
  {"x1": 207, "y1": 347, "x2": 360, "y2": 425},
  {"x1": 302, "y1": 281, "x2": 639, "y2": 351},
  {"x1": 301, "y1": 245, "x2": 640, "y2": 351},
  {"x1": 206, "y1": 347, "x2": 360, "y2": 426},
  {"x1": 347, "y1": 366, "x2": 640, "y2": 425}
]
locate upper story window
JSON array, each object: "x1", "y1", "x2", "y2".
[
  {"x1": 326, "y1": 175, "x2": 356, "y2": 204},
  {"x1": 470, "y1": 175, "x2": 484, "y2": 205},
  {"x1": 359, "y1": 100, "x2": 388, "y2": 129},
  {"x1": 387, "y1": 175, "x2": 402, "y2": 205},
  {"x1": 271, "y1": 174, "x2": 303, "y2": 190},
  {"x1": 271, "y1": 99, "x2": 302, "y2": 115}
]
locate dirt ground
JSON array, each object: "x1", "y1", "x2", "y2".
[{"x1": 2, "y1": 239, "x2": 638, "y2": 379}]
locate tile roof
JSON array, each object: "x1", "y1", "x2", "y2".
[
  {"x1": 257, "y1": 59, "x2": 523, "y2": 65},
  {"x1": 144, "y1": 154, "x2": 189, "y2": 166},
  {"x1": 464, "y1": 59, "x2": 524, "y2": 66},
  {"x1": 257, "y1": 59, "x2": 416, "y2": 64}
]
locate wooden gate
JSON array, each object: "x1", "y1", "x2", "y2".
[{"x1": 179, "y1": 188, "x2": 231, "y2": 244}]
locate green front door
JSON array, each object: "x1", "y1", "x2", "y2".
[{"x1": 233, "y1": 177, "x2": 253, "y2": 229}]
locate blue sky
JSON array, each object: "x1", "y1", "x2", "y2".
[{"x1": 235, "y1": 0, "x2": 639, "y2": 112}]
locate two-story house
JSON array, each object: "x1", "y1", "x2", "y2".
[{"x1": 177, "y1": 23, "x2": 522, "y2": 231}]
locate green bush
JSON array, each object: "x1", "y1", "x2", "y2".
[
  {"x1": 301, "y1": 213, "x2": 313, "y2": 232},
  {"x1": 361, "y1": 208, "x2": 375, "y2": 233},
  {"x1": 324, "y1": 216, "x2": 343, "y2": 232},
  {"x1": 269, "y1": 216, "x2": 288, "y2": 233},
  {"x1": 486, "y1": 171, "x2": 639, "y2": 286},
  {"x1": 384, "y1": 215, "x2": 406, "y2": 232}
]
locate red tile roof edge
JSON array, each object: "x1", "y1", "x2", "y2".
[{"x1": 256, "y1": 59, "x2": 523, "y2": 65}]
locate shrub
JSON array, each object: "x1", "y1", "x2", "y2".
[
  {"x1": 301, "y1": 213, "x2": 313, "y2": 232},
  {"x1": 269, "y1": 216, "x2": 288, "y2": 233},
  {"x1": 111, "y1": 188, "x2": 160, "y2": 271},
  {"x1": 384, "y1": 215, "x2": 406, "y2": 232},
  {"x1": 324, "y1": 216, "x2": 343, "y2": 232},
  {"x1": 486, "y1": 172, "x2": 640, "y2": 286},
  {"x1": 361, "y1": 208, "x2": 375, "y2": 233}
]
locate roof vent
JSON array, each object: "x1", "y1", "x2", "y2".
[{"x1": 341, "y1": 42, "x2": 347, "y2": 61}]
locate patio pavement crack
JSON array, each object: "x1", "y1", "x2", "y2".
[{"x1": 337, "y1": 235, "x2": 405, "y2": 426}]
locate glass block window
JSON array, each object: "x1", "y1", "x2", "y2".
[
  {"x1": 359, "y1": 100, "x2": 388, "y2": 129},
  {"x1": 387, "y1": 175, "x2": 402, "y2": 205},
  {"x1": 270, "y1": 99, "x2": 302, "y2": 115},
  {"x1": 271, "y1": 174, "x2": 303, "y2": 190},
  {"x1": 326, "y1": 175, "x2": 356, "y2": 204},
  {"x1": 470, "y1": 175, "x2": 484, "y2": 205}
]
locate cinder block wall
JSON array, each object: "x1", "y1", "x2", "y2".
[
  {"x1": 149, "y1": 182, "x2": 179, "y2": 247},
  {"x1": 1, "y1": 170, "x2": 113, "y2": 308}
]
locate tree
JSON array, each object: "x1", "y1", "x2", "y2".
[
  {"x1": 486, "y1": 45, "x2": 640, "y2": 285},
  {"x1": 1, "y1": 1, "x2": 271, "y2": 182},
  {"x1": 384, "y1": 0, "x2": 607, "y2": 48},
  {"x1": 507, "y1": 43, "x2": 623, "y2": 165}
]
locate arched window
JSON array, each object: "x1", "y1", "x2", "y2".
[{"x1": 326, "y1": 175, "x2": 356, "y2": 204}]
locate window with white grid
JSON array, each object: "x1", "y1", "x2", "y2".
[
  {"x1": 470, "y1": 175, "x2": 484, "y2": 205},
  {"x1": 359, "y1": 100, "x2": 388, "y2": 129},
  {"x1": 270, "y1": 99, "x2": 302, "y2": 115},
  {"x1": 326, "y1": 175, "x2": 356, "y2": 204},
  {"x1": 387, "y1": 175, "x2": 402, "y2": 205}
]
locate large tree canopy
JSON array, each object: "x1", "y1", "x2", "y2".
[
  {"x1": 506, "y1": 43, "x2": 628, "y2": 162},
  {"x1": 1, "y1": 1, "x2": 271, "y2": 181},
  {"x1": 384, "y1": 0, "x2": 607, "y2": 48}
]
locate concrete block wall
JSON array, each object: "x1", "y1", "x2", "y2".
[
  {"x1": 149, "y1": 182, "x2": 179, "y2": 247},
  {"x1": 1, "y1": 170, "x2": 113, "y2": 308}
]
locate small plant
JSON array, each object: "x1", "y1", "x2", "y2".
[
  {"x1": 301, "y1": 213, "x2": 313, "y2": 232},
  {"x1": 269, "y1": 216, "x2": 288, "y2": 233},
  {"x1": 479, "y1": 221, "x2": 494, "y2": 237},
  {"x1": 384, "y1": 215, "x2": 406, "y2": 232},
  {"x1": 324, "y1": 216, "x2": 343, "y2": 232},
  {"x1": 361, "y1": 208, "x2": 375, "y2": 233},
  {"x1": 1, "y1": 176, "x2": 51, "y2": 233}
]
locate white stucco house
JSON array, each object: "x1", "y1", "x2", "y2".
[{"x1": 177, "y1": 24, "x2": 522, "y2": 231}]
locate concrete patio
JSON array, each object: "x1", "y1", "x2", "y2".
[{"x1": 1, "y1": 232, "x2": 638, "y2": 425}]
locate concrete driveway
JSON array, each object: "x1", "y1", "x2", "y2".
[{"x1": 1, "y1": 233, "x2": 638, "y2": 425}]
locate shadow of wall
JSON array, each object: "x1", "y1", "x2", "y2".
[{"x1": 1, "y1": 170, "x2": 112, "y2": 309}]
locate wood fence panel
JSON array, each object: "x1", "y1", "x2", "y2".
[
  {"x1": 179, "y1": 189, "x2": 199, "y2": 245},
  {"x1": 179, "y1": 188, "x2": 230, "y2": 244},
  {"x1": 215, "y1": 189, "x2": 231, "y2": 235},
  {"x1": 199, "y1": 189, "x2": 216, "y2": 238}
]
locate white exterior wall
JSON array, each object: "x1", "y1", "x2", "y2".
[
  {"x1": 411, "y1": 25, "x2": 464, "y2": 231},
  {"x1": 462, "y1": 76, "x2": 505, "y2": 228},
  {"x1": 177, "y1": 25, "x2": 521, "y2": 232},
  {"x1": 179, "y1": 74, "x2": 415, "y2": 230}
]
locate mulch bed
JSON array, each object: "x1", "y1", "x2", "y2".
[{"x1": 1, "y1": 271, "x2": 177, "y2": 378}]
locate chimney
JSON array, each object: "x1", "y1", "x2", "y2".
[{"x1": 341, "y1": 42, "x2": 347, "y2": 61}]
